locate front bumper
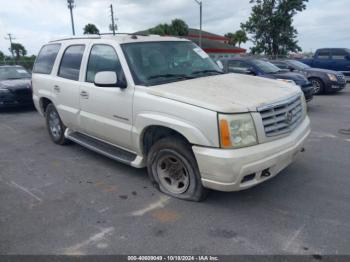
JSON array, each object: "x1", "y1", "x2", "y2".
[
  {"x1": 193, "y1": 117, "x2": 310, "y2": 192},
  {"x1": 301, "y1": 84, "x2": 314, "y2": 102}
]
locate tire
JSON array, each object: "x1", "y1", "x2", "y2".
[
  {"x1": 45, "y1": 103, "x2": 69, "y2": 145},
  {"x1": 147, "y1": 137, "x2": 208, "y2": 201},
  {"x1": 310, "y1": 78, "x2": 324, "y2": 95}
]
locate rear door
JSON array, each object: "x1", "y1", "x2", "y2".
[
  {"x1": 52, "y1": 44, "x2": 85, "y2": 130},
  {"x1": 78, "y1": 43, "x2": 134, "y2": 150}
]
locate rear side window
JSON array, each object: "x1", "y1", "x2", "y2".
[
  {"x1": 316, "y1": 51, "x2": 330, "y2": 59},
  {"x1": 33, "y1": 44, "x2": 61, "y2": 74},
  {"x1": 331, "y1": 50, "x2": 347, "y2": 60},
  {"x1": 86, "y1": 44, "x2": 123, "y2": 83},
  {"x1": 58, "y1": 45, "x2": 85, "y2": 81}
]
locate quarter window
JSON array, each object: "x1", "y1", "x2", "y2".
[
  {"x1": 86, "y1": 45, "x2": 123, "y2": 83},
  {"x1": 33, "y1": 44, "x2": 61, "y2": 74},
  {"x1": 58, "y1": 45, "x2": 85, "y2": 81}
]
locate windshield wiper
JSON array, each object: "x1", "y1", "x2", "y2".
[
  {"x1": 148, "y1": 74, "x2": 194, "y2": 80},
  {"x1": 191, "y1": 69, "x2": 223, "y2": 75}
]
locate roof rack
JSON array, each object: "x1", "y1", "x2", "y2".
[
  {"x1": 50, "y1": 32, "x2": 159, "y2": 42},
  {"x1": 50, "y1": 35, "x2": 101, "y2": 42}
]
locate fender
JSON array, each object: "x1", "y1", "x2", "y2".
[{"x1": 132, "y1": 111, "x2": 215, "y2": 155}]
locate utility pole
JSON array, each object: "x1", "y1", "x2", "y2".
[
  {"x1": 110, "y1": 4, "x2": 116, "y2": 35},
  {"x1": 194, "y1": 0, "x2": 202, "y2": 48},
  {"x1": 67, "y1": 0, "x2": 76, "y2": 36},
  {"x1": 4, "y1": 33, "x2": 15, "y2": 59}
]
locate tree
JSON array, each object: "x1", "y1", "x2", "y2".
[
  {"x1": 10, "y1": 43, "x2": 27, "y2": 60},
  {"x1": 224, "y1": 33, "x2": 237, "y2": 46},
  {"x1": 0, "y1": 50, "x2": 4, "y2": 61},
  {"x1": 241, "y1": 0, "x2": 308, "y2": 57},
  {"x1": 148, "y1": 19, "x2": 189, "y2": 36},
  {"x1": 83, "y1": 23, "x2": 100, "y2": 35},
  {"x1": 225, "y1": 30, "x2": 248, "y2": 47},
  {"x1": 234, "y1": 30, "x2": 248, "y2": 47}
]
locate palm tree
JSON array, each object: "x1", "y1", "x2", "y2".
[
  {"x1": 10, "y1": 43, "x2": 27, "y2": 60},
  {"x1": 234, "y1": 30, "x2": 248, "y2": 47}
]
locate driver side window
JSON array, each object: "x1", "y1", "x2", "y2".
[{"x1": 86, "y1": 44, "x2": 124, "y2": 83}]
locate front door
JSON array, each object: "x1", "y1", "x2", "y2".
[{"x1": 78, "y1": 44, "x2": 134, "y2": 150}]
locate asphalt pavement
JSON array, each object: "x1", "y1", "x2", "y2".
[{"x1": 0, "y1": 86, "x2": 350, "y2": 255}]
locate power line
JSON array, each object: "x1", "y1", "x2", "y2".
[
  {"x1": 4, "y1": 33, "x2": 16, "y2": 59},
  {"x1": 67, "y1": 0, "x2": 76, "y2": 35}
]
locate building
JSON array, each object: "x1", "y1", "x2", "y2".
[
  {"x1": 137, "y1": 28, "x2": 246, "y2": 60},
  {"x1": 184, "y1": 28, "x2": 246, "y2": 60}
]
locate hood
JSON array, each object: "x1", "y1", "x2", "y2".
[
  {"x1": 0, "y1": 79, "x2": 32, "y2": 91},
  {"x1": 269, "y1": 71, "x2": 307, "y2": 81},
  {"x1": 305, "y1": 67, "x2": 339, "y2": 74},
  {"x1": 147, "y1": 73, "x2": 301, "y2": 113}
]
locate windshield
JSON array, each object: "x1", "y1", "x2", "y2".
[
  {"x1": 0, "y1": 67, "x2": 31, "y2": 81},
  {"x1": 251, "y1": 60, "x2": 282, "y2": 74},
  {"x1": 287, "y1": 60, "x2": 310, "y2": 70},
  {"x1": 121, "y1": 41, "x2": 221, "y2": 86}
]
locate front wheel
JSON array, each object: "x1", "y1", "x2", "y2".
[
  {"x1": 45, "y1": 103, "x2": 69, "y2": 145},
  {"x1": 147, "y1": 137, "x2": 208, "y2": 201},
  {"x1": 310, "y1": 78, "x2": 324, "y2": 95}
]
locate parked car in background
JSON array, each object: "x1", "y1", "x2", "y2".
[
  {"x1": 220, "y1": 58, "x2": 314, "y2": 101},
  {"x1": 0, "y1": 65, "x2": 33, "y2": 108},
  {"x1": 300, "y1": 48, "x2": 350, "y2": 82},
  {"x1": 32, "y1": 35, "x2": 310, "y2": 201},
  {"x1": 270, "y1": 60, "x2": 347, "y2": 95}
]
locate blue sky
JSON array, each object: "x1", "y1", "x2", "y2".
[{"x1": 0, "y1": 0, "x2": 349, "y2": 56}]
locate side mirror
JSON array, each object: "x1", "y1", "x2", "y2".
[
  {"x1": 288, "y1": 66, "x2": 295, "y2": 72},
  {"x1": 94, "y1": 71, "x2": 126, "y2": 88},
  {"x1": 216, "y1": 60, "x2": 224, "y2": 70}
]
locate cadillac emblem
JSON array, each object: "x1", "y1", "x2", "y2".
[{"x1": 285, "y1": 112, "x2": 293, "y2": 124}]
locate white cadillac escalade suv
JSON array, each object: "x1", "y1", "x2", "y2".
[{"x1": 32, "y1": 35, "x2": 310, "y2": 201}]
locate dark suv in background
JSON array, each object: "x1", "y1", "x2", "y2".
[
  {"x1": 270, "y1": 60, "x2": 347, "y2": 94},
  {"x1": 220, "y1": 58, "x2": 314, "y2": 101}
]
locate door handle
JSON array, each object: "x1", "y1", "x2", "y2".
[
  {"x1": 80, "y1": 90, "x2": 89, "y2": 99},
  {"x1": 53, "y1": 85, "x2": 60, "y2": 93}
]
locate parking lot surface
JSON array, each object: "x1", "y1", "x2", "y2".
[{"x1": 1, "y1": 86, "x2": 350, "y2": 255}]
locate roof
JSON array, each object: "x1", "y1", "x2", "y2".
[
  {"x1": 188, "y1": 37, "x2": 246, "y2": 54},
  {"x1": 187, "y1": 28, "x2": 227, "y2": 41}
]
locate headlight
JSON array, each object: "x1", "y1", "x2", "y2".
[
  {"x1": 219, "y1": 113, "x2": 258, "y2": 149},
  {"x1": 327, "y1": 73, "x2": 337, "y2": 81},
  {"x1": 0, "y1": 88, "x2": 10, "y2": 94},
  {"x1": 276, "y1": 79, "x2": 297, "y2": 85}
]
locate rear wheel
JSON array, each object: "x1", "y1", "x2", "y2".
[
  {"x1": 147, "y1": 137, "x2": 208, "y2": 201},
  {"x1": 45, "y1": 103, "x2": 69, "y2": 145},
  {"x1": 310, "y1": 78, "x2": 324, "y2": 95}
]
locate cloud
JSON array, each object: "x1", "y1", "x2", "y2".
[{"x1": 0, "y1": 0, "x2": 349, "y2": 55}]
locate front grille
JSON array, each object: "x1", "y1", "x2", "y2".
[
  {"x1": 336, "y1": 74, "x2": 346, "y2": 84},
  {"x1": 258, "y1": 95, "x2": 303, "y2": 137},
  {"x1": 13, "y1": 89, "x2": 32, "y2": 101}
]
